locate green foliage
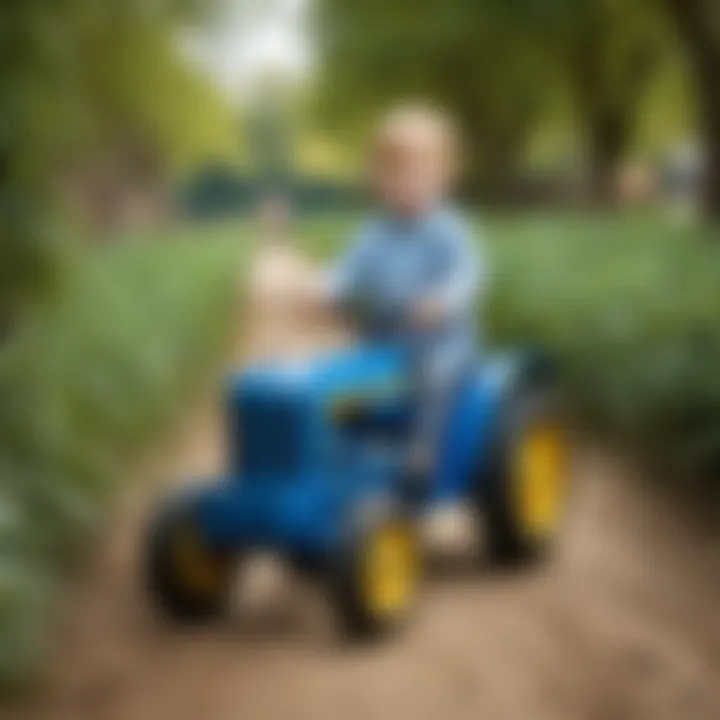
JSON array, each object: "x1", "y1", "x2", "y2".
[
  {"x1": 553, "y1": 0, "x2": 671, "y2": 196},
  {"x1": 73, "y1": 5, "x2": 239, "y2": 172},
  {"x1": 0, "y1": 0, "x2": 237, "y2": 321},
  {"x1": 0, "y1": 226, "x2": 243, "y2": 686},
  {"x1": 297, "y1": 212, "x2": 720, "y2": 487},
  {"x1": 665, "y1": 0, "x2": 720, "y2": 217},
  {"x1": 312, "y1": 0, "x2": 674, "y2": 188},
  {"x1": 313, "y1": 0, "x2": 556, "y2": 180},
  {"x1": 636, "y1": 44, "x2": 696, "y2": 157},
  {"x1": 484, "y1": 214, "x2": 720, "y2": 481},
  {"x1": 0, "y1": 1, "x2": 73, "y2": 317}
]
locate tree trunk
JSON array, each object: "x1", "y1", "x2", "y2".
[
  {"x1": 667, "y1": 0, "x2": 720, "y2": 219},
  {"x1": 699, "y1": 91, "x2": 720, "y2": 219},
  {"x1": 570, "y1": 20, "x2": 631, "y2": 209},
  {"x1": 587, "y1": 111, "x2": 630, "y2": 207}
]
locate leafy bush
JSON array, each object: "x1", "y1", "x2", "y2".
[
  {"x1": 484, "y1": 214, "x2": 720, "y2": 482},
  {"x1": 299, "y1": 212, "x2": 720, "y2": 487},
  {"x1": 0, "y1": 223, "x2": 243, "y2": 685}
]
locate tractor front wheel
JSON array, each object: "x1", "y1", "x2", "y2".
[
  {"x1": 330, "y1": 502, "x2": 421, "y2": 640},
  {"x1": 144, "y1": 496, "x2": 235, "y2": 622}
]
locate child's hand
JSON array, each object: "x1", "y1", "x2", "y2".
[{"x1": 411, "y1": 297, "x2": 446, "y2": 329}]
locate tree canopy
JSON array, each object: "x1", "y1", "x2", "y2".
[
  {"x1": 0, "y1": 0, "x2": 238, "y2": 322},
  {"x1": 313, "y1": 0, "x2": 678, "y2": 202}
]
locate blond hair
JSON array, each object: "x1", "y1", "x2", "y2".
[{"x1": 373, "y1": 103, "x2": 460, "y2": 174}]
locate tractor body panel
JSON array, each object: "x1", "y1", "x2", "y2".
[
  {"x1": 434, "y1": 355, "x2": 527, "y2": 501},
  {"x1": 195, "y1": 459, "x2": 397, "y2": 556},
  {"x1": 226, "y1": 346, "x2": 410, "y2": 480},
  {"x1": 193, "y1": 345, "x2": 528, "y2": 557}
]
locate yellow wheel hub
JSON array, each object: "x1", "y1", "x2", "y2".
[
  {"x1": 171, "y1": 522, "x2": 230, "y2": 597},
  {"x1": 514, "y1": 423, "x2": 566, "y2": 537},
  {"x1": 362, "y1": 524, "x2": 418, "y2": 617}
]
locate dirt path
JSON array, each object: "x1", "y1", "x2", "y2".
[{"x1": 7, "y1": 250, "x2": 720, "y2": 720}]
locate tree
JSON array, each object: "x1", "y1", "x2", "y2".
[
  {"x1": 313, "y1": 0, "x2": 669, "y2": 205},
  {"x1": 0, "y1": 0, "x2": 237, "y2": 325},
  {"x1": 666, "y1": 0, "x2": 720, "y2": 219},
  {"x1": 556, "y1": 0, "x2": 668, "y2": 204},
  {"x1": 313, "y1": 0, "x2": 555, "y2": 194}
]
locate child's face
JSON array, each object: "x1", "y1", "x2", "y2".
[{"x1": 371, "y1": 117, "x2": 454, "y2": 217}]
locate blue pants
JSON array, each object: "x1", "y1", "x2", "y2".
[{"x1": 408, "y1": 334, "x2": 474, "y2": 474}]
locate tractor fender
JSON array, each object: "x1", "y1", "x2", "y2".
[
  {"x1": 436, "y1": 350, "x2": 556, "y2": 500},
  {"x1": 475, "y1": 349, "x2": 558, "y2": 459}
]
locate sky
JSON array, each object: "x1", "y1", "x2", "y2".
[{"x1": 183, "y1": 0, "x2": 313, "y2": 103}]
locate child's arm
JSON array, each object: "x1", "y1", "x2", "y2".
[
  {"x1": 325, "y1": 238, "x2": 367, "y2": 308},
  {"x1": 413, "y1": 218, "x2": 484, "y2": 327},
  {"x1": 314, "y1": 225, "x2": 374, "y2": 317}
]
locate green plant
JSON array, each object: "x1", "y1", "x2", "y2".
[{"x1": 0, "y1": 222, "x2": 243, "y2": 685}]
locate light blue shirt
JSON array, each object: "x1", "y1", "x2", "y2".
[{"x1": 328, "y1": 207, "x2": 484, "y2": 372}]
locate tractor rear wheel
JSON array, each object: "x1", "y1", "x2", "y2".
[{"x1": 480, "y1": 374, "x2": 569, "y2": 566}]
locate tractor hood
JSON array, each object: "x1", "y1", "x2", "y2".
[
  {"x1": 232, "y1": 345, "x2": 409, "y2": 401},
  {"x1": 226, "y1": 346, "x2": 410, "y2": 480}
]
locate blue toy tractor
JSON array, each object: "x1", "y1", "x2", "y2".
[{"x1": 143, "y1": 345, "x2": 568, "y2": 638}]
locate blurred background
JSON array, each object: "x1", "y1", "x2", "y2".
[{"x1": 1, "y1": 0, "x2": 719, "y2": 715}]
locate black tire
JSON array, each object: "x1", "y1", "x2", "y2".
[
  {"x1": 144, "y1": 497, "x2": 235, "y2": 622},
  {"x1": 288, "y1": 552, "x2": 325, "y2": 581},
  {"x1": 479, "y1": 370, "x2": 568, "y2": 566},
  {"x1": 330, "y1": 500, "x2": 421, "y2": 640}
]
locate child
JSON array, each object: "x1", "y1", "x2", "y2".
[{"x1": 321, "y1": 105, "x2": 484, "y2": 501}]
